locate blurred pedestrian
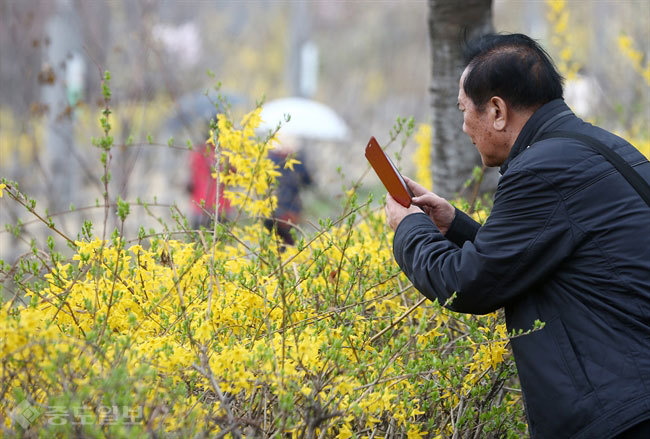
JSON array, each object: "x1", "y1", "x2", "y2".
[
  {"x1": 264, "y1": 135, "x2": 312, "y2": 246},
  {"x1": 187, "y1": 143, "x2": 232, "y2": 229}
]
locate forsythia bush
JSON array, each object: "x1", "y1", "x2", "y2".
[{"x1": 1, "y1": 83, "x2": 527, "y2": 438}]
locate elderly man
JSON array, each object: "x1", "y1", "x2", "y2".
[{"x1": 385, "y1": 33, "x2": 650, "y2": 438}]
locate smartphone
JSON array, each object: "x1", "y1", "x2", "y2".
[{"x1": 365, "y1": 136, "x2": 415, "y2": 208}]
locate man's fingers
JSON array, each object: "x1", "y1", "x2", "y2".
[
  {"x1": 412, "y1": 193, "x2": 439, "y2": 208},
  {"x1": 403, "y1": 176, "x2": 428, "y2": 196},
  {"x1": 385, "y1": 194, "x2": 399, "y2": 213},
  {"x1": 385, "y1": 193, "x2": 424, "y2": 231}
]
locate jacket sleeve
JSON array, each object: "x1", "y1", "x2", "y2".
[
  {"x1": 393, "y1": 170, "x2": 578, "y2": 314},
  {"x1": 445, "y1": 207, "x2": 481, "y2": 246}
]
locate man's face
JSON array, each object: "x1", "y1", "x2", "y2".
[{"x1": 457, "y1": 68, "x2": 508, "y2": 167}]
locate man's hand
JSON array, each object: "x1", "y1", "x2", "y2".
[
  {"x1": 385, "y1": 194, "x2": 423, "y2": 231},
  {"x1": 404, "y1": 177, "x2": 456, "y2": 235}
]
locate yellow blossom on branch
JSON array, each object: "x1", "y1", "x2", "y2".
[
  {"x1": 284, "y1": 156, "x2": 300, "y2": 171},
  {"x1": 413, "y1": 123, "x2": 433, "y2": 190},
  {"x1": 618, "y1": 34, "x2": 650, "y2": 86},
  {"x1": 545, "y1": 0, "x2": 581, "y2": 80}
]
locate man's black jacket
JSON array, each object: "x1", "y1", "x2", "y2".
[{"x1": 393, "y1": 99, "x2": 650, "y2": 438}]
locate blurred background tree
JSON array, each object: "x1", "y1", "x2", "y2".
[{"x1": 428, "y1": 0, "x2": 494, "y2": 198}]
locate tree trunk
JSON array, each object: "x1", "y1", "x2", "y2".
[
  {"x1": 428, "y1": 0, "x2": 494, "y2": 198},
  {"x1": 42, "y1": 0, "x2": 83, "y2": 213}
]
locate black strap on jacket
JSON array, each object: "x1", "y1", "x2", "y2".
[{"x1": 536, "y1": 131, "x2": 650, "y2": 208}]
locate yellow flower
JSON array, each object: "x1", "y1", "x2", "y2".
[
  {"x1": 410, "y1": 406, "x2": 425, "y2": 417},
  {"x1": 300, "y1": 385, "x2": 311, "y2": 396},
  {"x1": 617, "y1": 35, "x2": 632, "y2": 51},
  {"x1": 284, "y1": 157, "x2": 300, "y2": 171},
  {"x1": 0, "y1": 183, "x2": 6, "y2": 198},
  {"x1": 547, "y1": 0, "x2": 565, "y2": 14},
  {"x1": 206, "y1": 129, "x2": 216, "y2": 147},
  {"x1": 337, "y1": 423, "x2": 353, "y2": 439},
  {"x1": 407, "y1": 424, "x2": 428, "y2": 439},
  {"x1": 554, "y1": 11, "x2": 568, "y2": 35}
]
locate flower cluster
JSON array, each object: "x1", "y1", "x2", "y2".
[
  {"x1": 208, "y1": 108, "x2": 280, "y2": 219},
  {"x1": 1, "y1": 104, "x2": 526, "y2": 438}
]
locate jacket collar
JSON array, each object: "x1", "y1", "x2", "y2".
[{"x1": 499, "y1": 99, "x2": 574, "y2": 175}]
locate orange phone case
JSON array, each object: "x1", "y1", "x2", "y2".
[{"x1": 365, "y1": 136, "x2": 414, "y2": 208}]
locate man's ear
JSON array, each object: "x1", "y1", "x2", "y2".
[{"x1": 489, "y1": 96, "x2": 508, "y2": 131}]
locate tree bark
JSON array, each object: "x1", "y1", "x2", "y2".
[{"x1": 428, "y1": 0, "x2": 494, "y2": 198}]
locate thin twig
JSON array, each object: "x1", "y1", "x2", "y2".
[
  {"x1": 368, "y1": 296, "x2": 428, "y2": 345},
  {"x1": 193, "y1": 346, "x2": 242, "y2": 439}
]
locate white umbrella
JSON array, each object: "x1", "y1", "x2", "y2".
[{"x1": 259, "y1": 97, "x2": 349, "y2": 141}]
